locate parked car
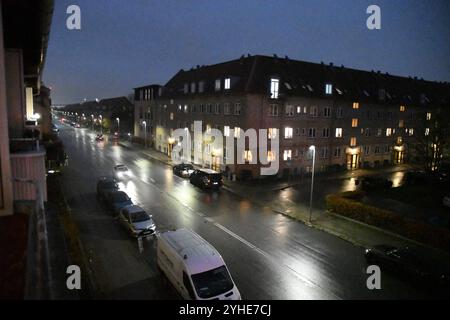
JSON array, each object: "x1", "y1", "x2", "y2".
[
  {"x1": 118, "y1": 205, "x2": 156, "y2": 237},
  {"x1": 365, "y1": 245, "x2": 450, "y2": 288},
  {"x1": 157, "y1": 228, "x2": 241, "y2": 300},
  {"x1": 113, "y1": 164, "x2": 131, "y2": 180},
  {"x1": 173, "y1": 163, "x2": 195, "y2": 178},
  {"x1": 356, "y1": 175, "x2": 392, "y2": 191},
  {"x1": 104, "y1": 190, "x2": 133, "y2": 215},
  {"x1": 95, "y1": 134, "x2": 104, "y2": 141},
  {"x1": 96, "y1": 177, "x2": 119, "y2": 200},
  {"x1": 189, "y1": 169, "x2": 223, "y2": 190}
]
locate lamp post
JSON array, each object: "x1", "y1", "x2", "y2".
[
  {"x1": 308, "y1": 145, "x2": 316, "y2": 223},
  {"x1": 142, "y1": 121, "x2": 147, "y2": 147},
  {"x1": 99, "y1": 115, "x2": 103, "y2": 135},
  {"x1": 116, "y1": 117, "x2": 120, "y2": 136},
  {"x1": 91, "y1": 114, "x2": 94, "y2": 131}
]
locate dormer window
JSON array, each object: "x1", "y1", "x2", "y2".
[
  {"x1": 325, "y1": 83, "x2": 333, "y2": 95},
  {"x1": 270, "y1": 78, "x2": 279, "y2": 99},
  {"x1": 224, "y1": 78, "x2": 231, "y2": 90},
  {"x1": 215, "y1": 79, "x2": 221, "y2": 91},
  {"x1": 183, "y1": 83, "x2": 188, "y2": 94},
  {"x1": 198, "y1": 81, "x2": 205, "y2": 93},
  {"x1": 190, "y1": 82, "x2": 196, "y2": 93}
]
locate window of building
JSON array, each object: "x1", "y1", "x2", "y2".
[
  {"x1": 190, "y1": 82, "x2": 196, "y2": 93},
  {"x1": 178, "y1": 104, "x2": 182, "y2": 112},
  {"x1": 353, "y1": 102, "x2": 360, "y2": 109},
  {"x1": 224, "y1": 126, "x2": 230, "y2": 137},
  {"x1": 234, "y1": 103, "x2": 242, "y2": 115},
  {"x1": 363, "y1": 146, "x2": 370, "y2": 155},
  {"x1": 334, "y1": 147, "x2": 341, "y2": 158},
  {"x1": 426, "y1": 112, "x2": 432, "y2": 120},
  {"x1": 310, "y1": 106, "x2": 318, "y2": 117},
  {"x1": 268, "y1": 128, "x2": 278, "y2": 139},
  {"x1": 400, "y1": 105, "x2": 406, "y2": 112},
  {"x1": 296, "y1": 106, "x2": 302, "y2": 114},
  {"x1": 425, "y1": 128, "x2": 430, "y2": 136},
  {"x1": 303, "y1": 106, "x2": 308, "y2": 114},
  {"x1": 377, "y1": 128, "x2": 382, "y2": 137},
  {"x1": 323, "y1": 107, "x2": 331, "y2": 118},
  {"x1": 350, "y1": 137, "x2": 357, "y2": 147},
  {"x1": 295, "y1": 128, "x2": 300, "y2": 136},
  {"x1": 335, "y1": 128, "x2": 343, "y2": 138},
  {"x1": 384, "y1": 145, "x2": 390, "y2": 153},
  {"x1": 284, "y1": 127, "x2": 293, "y2": 139},
  {"x1": 184, "y1": 105, "x2": 188, "y2": 113},
  {"x1": 321, "y1": 147, "x2": 329, "y2": 158},
  {"x1": 215, "y1": 79, "x2": 221, "y2": 91},
  {"x1": 352, "y1": 118, "x2": 358, "y2": 128},
  {"x1": 386, "y1": 128, "x2": 392, "y2": 137},
  {"x1": 183, "y1": 83, "x2": 188, "y2": 94},
  {"x1": 322, "y1": 128, "x2": 330, "y2": 138},
  {"x1": 170, "y1": 112, "x2": 174, "y2": 120},
  {"x1": 206, "y1": 124, "x2": 211, "y2": 133},
  {"x1": 224, "y1": 103, "x2": 230, "y2": 115},
  {"x1": 308, "y1": 128, "x2": 316, "y2": 138},
  {"x1": 285, "y1": 105, "x2": 295, "y2": 116},
  {"x1": 336, "y1": 107, "x2": 343, "y2": 118},
  {"x1": 374, "y1": 146, "x2": 380, "y2": 154},
  {"x1": 387, "y1": 112, "x2": 393, "y2": 120},
  {"x1": 270, "y1": 78, "x2": 279, "y2": 99},
  {"x1": 283, "y1": 150, "x2": 292, "y2": 161},
  {"x1": 243, "y1": 150, "x2": 253, "y2": 163},
  {"x1": 325, "y1": 83, "x2": 333, "y2": 95},
  {"x1": 207, "y1": 104, "x2": 213, "y2": 113},
  {"x1": 198, "y1": 81, "x2": 204, "y2": 93},
  {"x1": 399, "y1": 120, "x2": 404, "y2": 128},
  {"x1": 270, "y1": 104, "x2": 279, "y2": 116},
  {"x1": 200, "y1": 104, "x2": 205, "y2": 113},
  {"x1": 215, "y1": 104, "x2": 221, "y2": 114},
  {"x1": 234, "y1": 127, "x2": 241, "y2": 138},
  {"x1": 365, "y1": 128, "x2": 371, "y2": 137},
  {"x1": 267, "y1": 151, "x2": 276, "y2": 162},
  {"x1": 224, "y1": 78, "x2": 231, "y2": 90}
]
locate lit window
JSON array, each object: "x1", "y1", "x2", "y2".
[
  {"x1": 270, "y1": 79, "x2": 279, "y2": 99},
  {"x1": 352, "y1": 118, "x2": 358, "y2": 128},
  {"x1": 170, "y1": 112, "x2": 174, "y2": 120},
  {"x1": 268, "y1": 128, "x2": 278, "y2": 139},
  {"x1": 283, "y1": 150, "x2": 292, "y2": 161},
  {"x1": 224, "y1": 78, "x2": 231, "y2": 90},
  {"x1": 267, "y1": 151, "x2": 276, "y2": 162},
  {"x1": 215, "y1": 79, "x2": 221, "y2": 91},
  {"x1": 325, "y1": 83, "x2": 333, "y2": 95},
  {"x1": 408, "y1": 128, "x2": 414, "y2": 136},
  {"x1": 190, "y1": 82, "x2": 196, "y2": 93},
  {"x1": 296, "y1": 106, "x2": 302, "y2": 114},
  {"x1": 234, "y1": 127, "x2": 240, "y2": 138},
  {"x1": 353, "y1": 102, "x2": 359, "y2": 109},
  {"x1": 426, "y1": 112, "x2": 432, "y2": 120},
  {"x1": 285, "y1": 105, "x2": 295, "y2": 116},
  {"x1": 206, "y1": 124, "x2": 211, "y2": 133},
  {"x1": 400, "y1": 105, "x2": 405, "y2": 112},
  {"x1": 234, "y1": 103, "x2": 242, "y2": 115},
  {"x1": 224, "y1": 126, "x2": 230, "y2": 137},
  {"x1": 425, "y1": 128, "x2": 430, "y2": 136},
  {"x1": 270, "y1": 104, "x2": 279, "y2": 116},
  {"x1": 350, "y1": 137, "x2": 357, "y2": 147},
  {"x1": 386, "y1": 128, "x2": 392, "y2": 137},
  {"x1": 243, "y1": 150, "x2": 253, "y2": 162},
  {"x1": 335, "y1": 128, "x2": 343, "y2": 138},
  {"x1": 399, "y1": 120, "x2": 404, "y2": 128},
  {"x1": 284, "y1": 127, "x2": 293, "y2": 139}
]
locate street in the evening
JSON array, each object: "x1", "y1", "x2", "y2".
[{"x1": 57, "y1": 122, "x2": 437, "y2": 300}]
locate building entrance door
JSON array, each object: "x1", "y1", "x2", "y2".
[{"x1": 346, "y1": 154, "x2": 359, "y2": 170}]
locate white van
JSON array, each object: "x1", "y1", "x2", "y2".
[{"x1": 156, "y1": 228, "x2": 241, "y2": 300}]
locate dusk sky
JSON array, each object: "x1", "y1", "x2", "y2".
[{"x1": 43, "y1": 0, "x2": 450, "y2": 105}]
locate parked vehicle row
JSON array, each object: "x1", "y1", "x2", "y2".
[{"x1": 173, "y1": 163, "x2": 223, "y2": 190}]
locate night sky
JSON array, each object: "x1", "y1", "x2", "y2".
[{"x1": 43, "y1": 0, "x2": 450, "y2": 105}]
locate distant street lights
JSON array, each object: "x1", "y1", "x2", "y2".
[
  {"x1": 142, "y1": 121, "x2": 147, "y2": 147},
  {"x1": 308, "y1": 145, "x2": 316, "y2": 223}
]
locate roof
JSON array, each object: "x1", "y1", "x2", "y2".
[
  {"x1": 160, "y1": 228, "x2": 224, "y2": 275},
  {"x1": 160, "y1": 54, "x2": 450, "y2": 106},
  {"x1": 99, "y1": 96, "x2": 133, "y2": 109}
]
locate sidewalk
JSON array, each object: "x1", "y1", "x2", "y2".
[{"x1": 118, "y1": 140, "x2": 449, "y2": 258}]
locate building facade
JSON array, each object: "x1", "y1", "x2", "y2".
[{"x1": 134, "y1": 55, "x2": 450, "y2": 179}]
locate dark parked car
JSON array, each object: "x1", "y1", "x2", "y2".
[
  {"x1": 356, "y1": 175, "x2": 392, "y2": 191},
  {"x1": 173, "y1": 163, "x2": 195, "y2": 178},
  {"x1": 189, "y1": 169, "x2": 223, "y2": 190},
  {"x1": 118, "y1": 205, "x2": 156, "y2": 237},
  {"x1": 104, "y1": 190, "x2": 133, "y2": 215},
  {"x1": 365, "y1": 245, "x2": 450, "y2": 289},
  {"x1": 96, "y1": 177, "x2": 119, "y2": 200}
]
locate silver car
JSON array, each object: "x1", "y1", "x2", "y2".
[{"x1": 118, "y1": 205, "x2": 156, "y2": 237}]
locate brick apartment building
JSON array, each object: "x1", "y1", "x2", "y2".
[{"x1": 134, "y1": 54, "x2": 450, "y2": 179}]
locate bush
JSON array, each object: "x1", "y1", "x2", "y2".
[{"x1": 326, "y1": 191, "x2": 450, "y2": 252}]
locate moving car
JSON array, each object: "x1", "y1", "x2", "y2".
[
  {"x1": 189, "y1": 169, "x2": 223, "y2": 189},
  {"x1": 356, "y1": 175, "x2": 392, "y2": 191},
  {"x1": 96, "y1": 177, "x2": 119, "y2": 200},
  {"x1": 104, "y1": 190, "x2": 133, "y2": 215},
  {"x1": 173, "y1": 163, "x2": 195, "y2": 178},
  {"x1": 113, "y1": 164, "x2": 131, "y2": 180},
  {"x1": 365, "y1": 245, "x2": 450, "y2": 288},
  {"x1": 118, "y1": 205, "x2": 156, "y2": 237},
  {"x1": 157, "y1": 228, "x2": 241, "y2": 300}
]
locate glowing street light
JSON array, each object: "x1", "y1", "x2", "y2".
[
  {"x1": 142, "y1": 121, "x2": 147, "y2": 147},
  {"x1": 116, "y1": 117, "x2": 120, "y2": 136}
]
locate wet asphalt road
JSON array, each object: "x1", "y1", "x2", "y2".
[{"x1": 57, "y1": 122, "x2": 435, "y2": 300}]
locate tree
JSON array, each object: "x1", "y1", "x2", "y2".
[{"x1": 414, "y1": 108, "x2": 450, "y2": 172}]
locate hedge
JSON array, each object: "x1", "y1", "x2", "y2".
[{"x1": 326, "y1": 191, "x2": 450, "y2": 252}]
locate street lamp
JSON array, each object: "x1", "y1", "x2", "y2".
[
  {"x1": 116, "y1": 117, "x2": 120, "y2": 137},
  {"x1": 142, "y1": 121, "x2": 147, "y2": 147},
  {"x1": 308, "y1": 145, "x2": 316, "y2": 223},
  {"x1": 91, "y1": 114, "x2": 94, "y2": 131},
  {"x1": 99, "y1": 115, "x2": 103, "y2": 135}
]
